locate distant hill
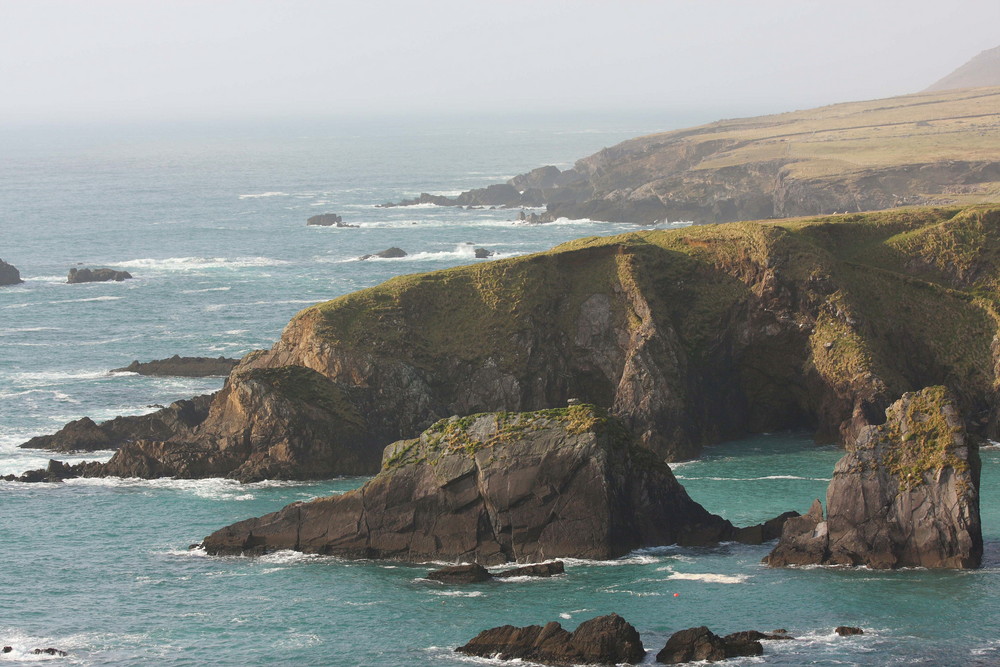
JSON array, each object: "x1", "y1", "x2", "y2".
[
  {"x1": 403, "y1": 88, "x2": 1000, "y2": 224},
  {"x1": 927, "y1": 45, "x2": 1000, "y2": 92}
]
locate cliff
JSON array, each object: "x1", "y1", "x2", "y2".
[
  {"x1": 200, "y1": 406, "x2": 775, "y2": 561},
  {"x1": 20, "y1": 205, "x2": 1000, "y2": 480},
  {"x1": 387, "y1": 88, "x2": 1000, "y2": 224},
  {"x1": 765, "y1": 386, "x2": 982, "y2": 568}
]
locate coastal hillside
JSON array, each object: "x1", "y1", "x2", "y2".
[
  {"x1": 395, "y1": 88, "x2": 1000, "y2": 224},
  {"x1": 927, "y1": 45, "x2": 1000, "y2": 92},
  {"x1": 22, "y1": 205, "x2": 1000, "y2": 481}
]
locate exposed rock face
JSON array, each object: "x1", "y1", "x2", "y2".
[
  {"x1": 112, "y1": 355, "x2": 239, "y2": 377},
  {"x1": 307, "y1": 213, "x2": 357, "y2": 227},
  {"x1": 765, "y1": 387, "x2": 982, "y2": 569},
  {"x1": 456, "y1": 614, "x2": 645, "y2": 666},
  {"x1": 359, "y1": 247, "x2": 406, "y2": 260},
  {"x1": 382, "y1": 89, "x2": 1000, "y2": 224},
  {"x1": 19, "y1": 395, "x2": 213, "y2": 452},
  {"x1": 67, "y1": 267, "x2": 132, "y2": 283},
  {"x1": 655, "y1": 626, "x2": 762, "y2": 664},
  {"x1": 0, "y1": 258, "x2": 24, "y2": 285},
  {"x1": 200, "y1": 407, "x2": 772, "y2": 561}
]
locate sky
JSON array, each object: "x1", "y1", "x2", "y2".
[{"x1": 2, "y1": 0, "x2": 1000, "y2": 125}]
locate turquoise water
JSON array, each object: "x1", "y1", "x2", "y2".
[{"x1": 1, "y1": 118, "x2": 998, "y2": 665}]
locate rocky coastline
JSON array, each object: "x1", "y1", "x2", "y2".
[{"x1": 112, "y1": 355, "x2": 239, "y2": 377}]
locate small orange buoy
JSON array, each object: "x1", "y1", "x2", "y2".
[{"x1": 673, "y1": 593, "x2": 680, "y2": 597}]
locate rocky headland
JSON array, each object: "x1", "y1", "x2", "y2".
[
  {"x1": 0, "y1": 259, "x2": 24, "y2": 285},
  {"x1": 112, "y1": 355, "x2": 239, "y2": 377},
  {"x1": 384, "y1": 88, "x2": 1000, "y2": 224},
  {"x1": 67, "y1": 267, "x2": 132, "y2": 283},
  {"x1": 19, "y1": 205, "x2": 1000, "y2": 492},
  {"x1": 199, "y1": 406, "x2": 785, "y2": 561},
  {"x1": 765, "y1": 386, "x2": 982, "y2": 568}
]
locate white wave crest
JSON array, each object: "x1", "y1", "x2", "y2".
[
  {"x1": 428, "y1": 590, "x2": 485, "y2": 598},
  {"x1": 674, "y1": 475, "x2": 830, "y2": 482},
  {"x1": 656, "y1": 567, "x2": 749, "y2": 584},
  {"x1": 117, "y1": 256, "x2": 287, "y2": 271},
  {"x1": 238, "y1": 191, "x2": 288, "y2": 199},
  {"x1": 46, "y1": 295, "x2": 124, "y2": 305},
  {"x1": 180, "y1": 286, "x2": 232, "y2": 293}
]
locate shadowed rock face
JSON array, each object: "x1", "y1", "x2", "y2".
[
  {"x1": 200, "y1": 407, "x2": 770, "y2": 562},
  {"x1": 765, "y1": 386, "x2": 982, "y2": 569},
  {"x1": 456, "y1": 614, "x2": 645, "y2": 666},
  {"x1": 0, "y1": 259, "x2": 24, "y2": 286}
]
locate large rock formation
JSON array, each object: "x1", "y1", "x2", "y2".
[
  {"x1": 456, "y1": 614, "x2": 645, "y2": 666},
  {"x1": 112, "y1": 355, "x2": 239, "y2": 377},
  {"x1": 765, "y1": 386, "x2": 982, "y2": 568},
  {"x1": 19, "y1": 206, "x2": 1000, "y2": 483},
  {"x1": 67, "y1": 267, "x2": 132, "y2": 283},
  {"x1": 200, "y1": 406, "x2": 777, "y2": 561},
  {"x1": 926, "y1": 45, "x2": 1000, "y2": 92},
  {"x1": 655, "y1": 626, "x2": 763, "y2": 664},
  {"x1": 0, "y1": 259, "x2": 24, "y2": 285},
  {"x1": 383, "y1": 88, "x2": 1000, "y2": 224}
]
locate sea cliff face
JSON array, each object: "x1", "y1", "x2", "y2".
[{"x1": 19, "y1": 205, "x2": 1000, "y2": 482}]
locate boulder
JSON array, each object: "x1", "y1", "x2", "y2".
[
  {"x1": 359, "y1": 247, "x2": 407, "y2": 260},
  {"x1": 835, "y1": 626, "x2": 864, "y2": 636},
  {"x1": 200, "y1": 406, "x2": 765, "y2": 561},
  {"x1": 765, "y1": 386, "x2": 982, "y2": 569},
  {"x1": 306, "y1": 213, "x2": 357, "y2": 227},
  {"x1": 0, "y1": 258, "x2": 24, "y2": 285},
  {"x1": 494, "y1": 561, "x2": 565, "y2": 578},
  {"x1": 426, "y1": 563, "x2": 492, "y2": 584},
  {"x1": 474, "y1": 247, "x2": 494, "y2": 258},
  {"x1": 67, "y1": 267, "x2": 132, "y2": 283},
  {"x1": 655, "y1": 626, "x2": 762, "y2": 664},
  {"x1": 112, "y1": 355, "x2": 239, "y2": 377},
  {"x1": 456, "y1": 613, "x2": 644, "y2": 665}
]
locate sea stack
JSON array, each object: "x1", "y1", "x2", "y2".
[
  {"x1": 200, "y1": 405, "x2": 762, "y2": 562},
  {"x1": 765, "y1": 386, "x2": 982, "y2": 569},
  {"x1": 0, "y1": 259, "x2": 24, "y2": 285}
]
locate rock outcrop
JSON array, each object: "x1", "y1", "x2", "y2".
[
  {"x1": 765, "y1": 386, "x2": 982, "y2": 569},
  {"x1": 112, "y1": 355, "x2": 239, "y2": 377},
  {"x1": 655, "y1": 626, "x2": 762, "y2": 664},
  {"x1": 382, "y1": 88, "x2": 1000, "y2": 224},
  {"x1": 359, "y1": 247, "x2": 406, "y2": 260},
  {"x1": 307, "y1": 213, "x2": 358, "y2": 227},
  {"x1": 67, "y1": 267, "x2": 132, "y2": 283},
  {"x1": 426, "y1": 561, "x2": 565, "y2": 583},
  {"x1": 0, "y1": 258, "x2": 24, "y2": 285},
  {"x1": 456, "y1": 614, "x2": 645, "y2": 666},
  {"x1": 200, "y1": 406, "x2": 780, "y2": 561}
]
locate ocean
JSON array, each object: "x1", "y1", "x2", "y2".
[{"x1": 1, "y1": 115, "x2": 997, "y2": 665}]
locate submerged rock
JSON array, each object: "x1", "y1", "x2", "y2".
[
  {"x1": 765, "y1": 386, "x2": 982, "y2": 569},
  {"x1": 494, "y1": 561, "x2": 565, "y2": 578},
  {"x1": 457, "y1": 613, "x2": 645, "y2": 666},
  {"x1": 200, "y1": 406, "x2": 775, "y2": 561},
  {"x1": 112, "y1": 355, "x2": 239, "y2": 377},
  {"x1": 0, "y1": 258, "x2": 24, "y2": 285},
  {"x1": 67, "y1": 267, "x2": 132, "y2": 283},
  {"x1": 655, "y1": 626, "x2": 762, "y2": 664}
]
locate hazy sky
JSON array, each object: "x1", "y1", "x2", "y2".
[{"x1": 3, "y1": 0, "x2": 999, "y2": 125}]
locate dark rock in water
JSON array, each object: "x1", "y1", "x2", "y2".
[
  {"x1": 112, "y1": 355, "x2": 239, "y2": 377},
  {"x1": 473, "y1": 247, "x2": 494, "y2": 258},
  {"x1": 722, "y1": 630, "x2": 794, "y2": 642},
  {"x1": 359, "y1": 247, "x2": 407, "y2": 260},
  {"x1": 33, "y1": 648, "x2": 68, "y2": 656},
  {"x1": 307, "y1": 213, "x2": 358, "y2": 228},
  {"x1": 67, "y1": 267, "x2": 132, "y2": 283},
  {"x1": 457, "y1": 613, "x2": 644, "y2": 666},
  {"x1": 426, "y1": 563, "x2": 492, "y2": 584},
  {"x1": 765, "y1": 386, "x2": 982, "y2": 569},
  {"x1": 0, "y1": 258, "x2": 24, "y2": 285},
  {"x1": 835, "y1": 626, "x2": 863, "y2": 636},
  {"x1": 20, "y1": 395, "x2": 214, "y2": 453},
  {"x1": 200, "y1": 406, "x2": 762, "y2": 561},
  {"x1": 731, "y1": 510, "x2": 800, "y2": 544},
  {"x1": 655, "y1": 626, "x2": 762, "y2": 663},
  {"x1": 1, "y1": 646, "x2": 10, "y2": 653},
  {"x1": 494, "y1": 561, "x2": 565, "y2": 578}
]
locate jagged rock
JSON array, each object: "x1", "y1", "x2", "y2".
[
  {"x1": 19, "y1": 395, "x2": 214, "y2": 452},
  {"x1": 32, "y1": 648, "x2": 68, "y2": 656},
  {"x1": 0, "y1": 258, "x2": 24, "y2": 285},
  {"x1": 765, "y1": 387, "x2": 982, "y2": 569},
  {"x1": 474, "y1": 247, "x2": 494, "y2": 258},
  {"x1": 112, "y1": 355, "x2": 239, "y2": 377},
  {"x1": 655, "y1": 626, "x2": 762, "y2": 664},
  {"x1": 494, "y1": 561, "x2": 565, "y2": 578},
  {"x1": 426, "y1": 564, "x2": 492, "y2": 584},
  {"x1": 67, "y1": 267, "x2": 132, "y2": 283},
  {"x1": 307, "y1": 213, "x2": 357, "y2": 227},
  {"x1": 200, "y1": 406, "x2": 767, "y2": 561},
  {"x1": 359, "y1": 247, "x2": 407, "y2": 260},
  {"x1": 835, "y1": 626, "x2": 864, "y2": 636},
  {"x1": 456, "y1": 613, "x2": 644, "y2": 666}
]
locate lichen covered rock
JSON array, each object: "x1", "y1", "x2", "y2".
[{"x1": 765, "y1": 386, "x2": 982, "y2": 568}]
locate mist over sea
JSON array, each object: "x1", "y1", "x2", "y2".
[{"x1": 1, "y1": 115, "x2": 997, "y2": 665}]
